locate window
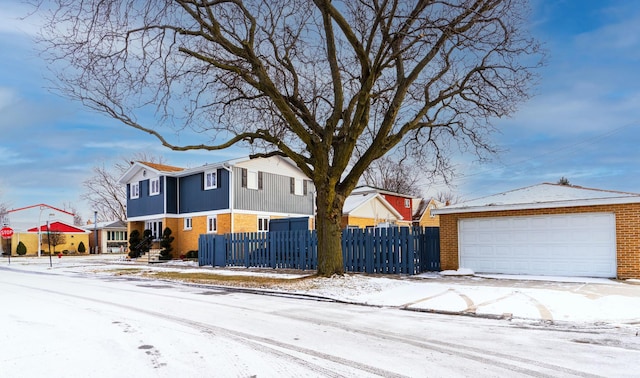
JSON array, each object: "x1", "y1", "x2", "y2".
[
  {"x1": 429, "y1": 205, "x2": 436, "y2": 218},
  {"x1": 404, "y1": 198, "x2": 411, "y2": 208},
  {"x1": 258, "y1": 217, "x2": 269, "y2": 232},
  {"x1": 150, "y1": 178, "x2": 160, "y2": 196},
  {"x1": 145, "y1": 220, "x2": 163, "y2": 240},
  {"x1": 207, "y1": 215, "x2": 217, "y2": 233},
  {"x1": 290, "y1": 177, "x2": 304, "y2": 195},
  {"x1": 130, "y1": 183, "x2": 139, "y2": 199},
  {"x1": 184, "y1": 218, "x2": 192, "y2": 230},
  {"x1": 247, "y1": 170, "x2": 258, "y2": 189},
  {"x1": 242, "y1": 169, "x2": 263, "y2": 190},
  {"x1": 204, "y1": 170, "x2": 217, "y2": 190},
  {"x1": 107, "y1": 231, "x2": 127, "y2": 241}
]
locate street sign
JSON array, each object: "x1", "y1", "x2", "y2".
[{"x1": 0, "y1": 227, "x2": 14, "y2": 239}]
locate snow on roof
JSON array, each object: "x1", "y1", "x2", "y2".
[
  {"x1": 343, "y1": 192, "x2": 379, "y2": 214},
  {"x1": 434, "y1": 183, "x2": 640, "y2": 214},
  {"x1": 352, "y1": 185, "x2": 419, "y2": 198},
  {"x1": 342, "y1": 192, "x2": 402, "y2": 219},
  {"x1": 84, "y1": 220, "x2": 127, "y2": 230}
]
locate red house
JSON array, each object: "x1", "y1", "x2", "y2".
[{"x1": 351, "y1": 186, "x2": 418, "y2": 226}]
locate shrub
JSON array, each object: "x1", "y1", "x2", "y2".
[
  {"x1": 185, "y1": 250, "x2": 198, "y2": 259},
  {"x1": 128, "y1": 230, "x2": 142, "y2": 258},
  {"x1": 77, "y1": 241, "x2": 86, "y2": 253},
  {"x1": 16, "y1": 241, "x2": 27, "y2": 255},
  {"x1": 159, "y1": 228, "x2": 174, "y2": 260}
]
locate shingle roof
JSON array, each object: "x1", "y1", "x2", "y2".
[
  {"x1": 139, "y1": 161, "x2": 184, "y2": 172},
  {"x1": 434, "y1": 183, "x2": 640, "y2": 214}
]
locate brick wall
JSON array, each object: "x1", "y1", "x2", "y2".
[{"x1": 439, "y1": 203, "x2": 640, "y2": 279}]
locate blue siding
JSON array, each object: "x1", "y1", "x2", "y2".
[
  {"x1": 127, "y1": 179, "x2": 165, "y2": 217},
  {"x1": 179, "y1": 169, "x2": 229, "y2": 213}
]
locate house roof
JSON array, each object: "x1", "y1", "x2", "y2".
[
  {"x1": 83, "y1": 220, "x2": 127, "y2": 231},
  {"x1": 118, "y1": 155, "x2": 302, "y2": 184},
  {"x1": 343, "y1": 192, "x2": 403, "y2": 219},
  {"x1": 27, "y1": 221, "x2": 88, "y2": 233},
  {"x1": 412, "y1": 198, "x2": 444, "y2": 221},
  {"x1": 139, "y1": 161, "x2": 185, "y2": 173},
  {"x1": 8, "y1": 203, "x2": 75, "y2": 216},
  {"x1": 352, "y1": 185, "x2": 419, "y2": 199},
  {"x1": 433, "y1": 183, "x2": 640, "y2": 215}
]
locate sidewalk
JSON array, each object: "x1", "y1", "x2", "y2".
[{"x1": 4, "y1": 255, "x2": 640, "y2": 325}]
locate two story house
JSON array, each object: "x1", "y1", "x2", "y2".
[
  {"x1": 118, "y1": 156, "x2": 315, "y2": 257},
  {"x1": 350, "y1": 186, "x2": 420, "y2": 227}
]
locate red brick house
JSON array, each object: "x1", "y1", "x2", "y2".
[{"x1": 433, "y1": 183, "x2": 640, "y2": 279}]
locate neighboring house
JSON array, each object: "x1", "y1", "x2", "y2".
[
  {"x1": 83, "y1": 220, "x2": 128, "y2": 254},
  {"x1": 118, "y1": 156, "x2": 316, "y2": 257},
  {"x1": 22, "y1": 221, "x2": 90, "y2": 255},
  {"x1": 351, "y1": 186, "x2": 419, "y2": 227},
  {"x1": 412, "y1": 198, "x2": 444, "y2": 227},
  {"x1": 341, "y1": 192, "x2": 402, "y2": 228},
  {"x1": 433, "y1": 183, "x2": 640, "y2": 279},
  {"x1": 1, "y1": 204, "x2": 81, "y2": 256}
]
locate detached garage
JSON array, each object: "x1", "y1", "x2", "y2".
[{"x1": 434, "y1": 183, "x2": 640, "y2": 279}]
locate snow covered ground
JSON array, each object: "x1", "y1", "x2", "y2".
[
  {"x1": 5, "y1": 255, "x2": 640, "y2": 325},
  {"x1": 3, "y1": 255, "x2": 640, "y2": 377}
]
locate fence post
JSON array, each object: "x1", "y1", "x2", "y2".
[{"x1": 212, "y1": 235, "x2": 225, "y2": 267}]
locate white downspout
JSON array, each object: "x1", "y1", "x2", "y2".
[{"x1": 223, "y1": 164, "x2": 234, "y2": 233}]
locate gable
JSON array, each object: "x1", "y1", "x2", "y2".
[
  {"x1": 234, "y1": 156, "x2": 308, "y2": 179},
  {"x1": 28, "y1": 221, "x2": 88, "y2": 233}
]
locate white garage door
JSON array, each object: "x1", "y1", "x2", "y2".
[{"x1": 458, "y1": 213, "x2": 617, "y2": 277}]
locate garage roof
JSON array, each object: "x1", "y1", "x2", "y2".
[{"x1": 433, "y1": 183, "x2": 640, "y2": 214}]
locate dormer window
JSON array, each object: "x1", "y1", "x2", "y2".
[
  {"x1": 130, "y1": 183, "x2": 139, "y2": 199},
  {"x1": 149, "y1": 178, "x2": 160, "y2": 196},
  {"x1": 204, "y1": 170, "x2": 217, "y2": 190}
]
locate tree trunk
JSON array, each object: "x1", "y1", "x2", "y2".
[{"x1": 315, "y1": 186, "x2": 345, "y2": 277}]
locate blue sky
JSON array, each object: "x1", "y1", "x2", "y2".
[{"x1": 1, "y1": 1, "x2": 639, "y2": 221}]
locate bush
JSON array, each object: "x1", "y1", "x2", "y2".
[
  {"x1": 159, "y1": 228, "x2": 174, "y2": 260},
  {"x1": 77, "y1": 241, "x2": 86, "y2": 253},
  {"x1": 16, "y1": 241, "x2": 27, "y2": 255},
  {"x1": 128, "y1": 230, "x2": 142, "y2": 258},
  {"x1": 185, "y1": 250, "x2": 198, "y2": 259}
]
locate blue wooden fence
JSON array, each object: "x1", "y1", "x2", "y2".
[{"x1": 198, "y1": 227, "x2": 440, "y2": 275}]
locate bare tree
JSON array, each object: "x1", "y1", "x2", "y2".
[
  {"x1": 61, "y1": 202, "x2": 84, "y2": 226},
  {"x1": 435, "y1": 191, "x2": 462, "y2": 205},
  {"x1": 81, "y1": 154, "x2": 166, "y2": 222},
  {"x1": 37, "y1": 0, "x2": 541, "y2": 276},
  {"x1": 361, "y1": 156, "x2": 423, "y2": 197},
  {"x1": 44, "y1": 231, "x2": 66, "y2": 255}
]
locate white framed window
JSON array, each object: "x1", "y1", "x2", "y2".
[
  {"x1": 107, "y1": 231, "x2": 127, "y2": 241},
  {"x1": 184, "y1": 218, "x2": 192, "y2": 230},
  {"x1": 130, "y1": 183, "x2": 139, "y2": 199},
  {"x1": 258, "y1": 217, "x2": 269, "y2": 232},
  {"x1": 150, "y1": 178, "x2": 160, "y2": 196},
  {"x1": 247, "y1": 170, "x2": 259, "y2": 190},
  {"x1": 207, "y1": 215, "x2": 217, "y2": 233},
  {"x1": 204, "y1": 170, "x2": 217, "y2": 190},
  {"x1": 429, "y1": 205, "x2": 436, "y2": 218},
  {"x1": 241, "y1": 169, "x2": 262, "y2": 190},
  {"x1": 404, "y1": 198, "x2": 411, "y2": 208},
  {"x1": 290, "y1": 178, "x2": 308, "y2": 196},
  {"x1": 145, "y1": 220, "x2": 163, "y2": 240}
]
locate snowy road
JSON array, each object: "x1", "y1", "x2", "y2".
[{"x1": 1, "y1": 266, "x2": 639, "y2": 377}]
